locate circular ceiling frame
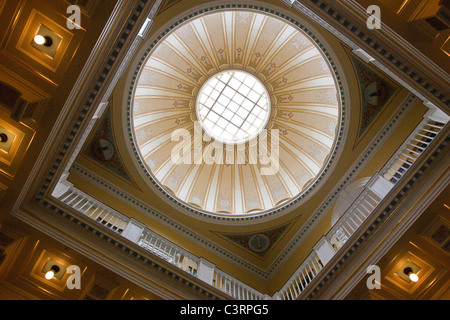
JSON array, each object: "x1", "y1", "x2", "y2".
[{"x1": 125, "y1": 3, "x2": 347, "y2": 222}]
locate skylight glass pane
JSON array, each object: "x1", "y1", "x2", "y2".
[
  {"x1": 231, "y1": 114, "x2": 244, "y2": 126},
  {"x1": 217, "y1": 117, "x2": 229, "y2": 129},
  {"x1": 197, "y1": 70, "x2": 270, "y2": 143},
  {"x1": 221, "y1": 72, "x2": 232, "y2": 83},
  {"x1": 228, "y1": 101, "x2": 239, "y2": 113},
  {"x1": 208, "y1": 112, "x2": 219, "y2": 123},
  {"x1": 234, "y1": 72, "x2": 246, "y2": 82},
  {"x1": 248, "y1": 90, "x2": 260, "y2": 103},
  {"x1": 215, "y1": 81, "x2": 225, "y2": 92},
  {"x1": 222, "y1": 109, "x2": 234, "y2": 121},
  {"x1": 213, "y1": 103, "x2": 225, "y2": 115},
  {"x1": 244, "y1": 77, "x2": 256, "y2": 88},
  {"x1": 210, "y1": 89, "x2": 220, "y2": 100},
  {"x1": 218, "y1": 95, "x2": 230, "y2": 106},
  {"x1": 223, "y1": 87, "x2": 236, "y2": 99},
  {"x1": 203, "y1": 85, "x2": 213, "y2": 96},
  {"x1": 229, "y1": 78, "x2": 241, "y2": 90},
  {"x1": 239, "y1": 85, "x2": 251, "y2": 96}
]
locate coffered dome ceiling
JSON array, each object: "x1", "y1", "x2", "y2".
[{"x1": 129, "y1": 9, "x2": 342, "y2": 217}]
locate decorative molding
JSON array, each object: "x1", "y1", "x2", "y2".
[
  {"x1": 69, "y1": 163, "x2": 269, "y2": 278},
  {"x1": 15, "y1": 199, "x2": 224, "y2": 300},
  {"x1": 34, "y1": 0, "x2": 161, "y2": 201},
  {"x1": 350, "y1": 54, "x2": 399, "y2": 138},
  {"x1": 220, "y1": 223, "x2": 292, "y2": 258},
  {"x1": 82, "y1": 107, "x2": 133, "y2": 182},
  {"x1": 287, "y1": 0, "x2": 450, "y2": 110}
]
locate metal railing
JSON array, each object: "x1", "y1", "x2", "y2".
[
  {"x1": 56, "y1": 108, "x2": 447, "y2": 300},
  {"x1": 58, "y1": 189, "x2": 129, "y2": 235},
  {"x1": 275, "y1": 252, "x2": 323, "y2": 300},
  {"x1": 275, "y1": 110, "x2": 448, "y2": 300}
]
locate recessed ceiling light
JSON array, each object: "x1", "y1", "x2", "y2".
[
  {"x1": 45, "y1": 265, "x2": 60, "y2": 280},
  {"x1": 0, "y1": 133, "x2": 7, "y2": 143},
  {"x1": 404, "y1": 267, "x2": 419, "y2": 282},
  {"x1": 33, "y1": 35, "x2": 53, "y2": 47}
]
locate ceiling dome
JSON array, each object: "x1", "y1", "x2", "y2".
[{"x1": 129, "y1": 9, "x2": 341, "y2": 218}]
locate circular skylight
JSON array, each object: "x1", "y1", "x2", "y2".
[{"x1": 196, "y1": 70, "x2": 270, "y2": 144}]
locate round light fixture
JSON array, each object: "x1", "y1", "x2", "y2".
[
  {"x1": 404, "y1": 267, "x2": 419, "y2": 282},
  {"x1": 45, "y1": 265, "x2": 60, "y2": 280},
  {"x1": 196, "y1": 70, "x2": 270, "y2": 144},
  {"x1": 34, "y1": 35, "x2": 53, "y2": 47},
  {"x1": 0, "y1": 133, "x2": 7, "y2": 143}
]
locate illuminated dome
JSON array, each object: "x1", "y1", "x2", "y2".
[{"x1": 129, "y1": 9, "x2": 342, "y2": 217}]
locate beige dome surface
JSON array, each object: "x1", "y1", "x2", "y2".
[{"x1": 130, "y1": 9, "x2": 341, "y2": 217}]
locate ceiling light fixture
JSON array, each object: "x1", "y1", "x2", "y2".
[
  {"x1": 44, "y1": 265, "x2": 60, "y2": 280},
  {"x1": 404, "y1": 267, "x2": 419, "y2": 282},
  {"x1": 0, "y1": 133, "x2": 7, "y2": 143},
  {"x1": 33, "y1": 34, "x2": 53, "y2": 47}
]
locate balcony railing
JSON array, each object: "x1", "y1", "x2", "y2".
[
  {"x1": 56, "y1": 186, "x2": 266, "y2": 299},
  {"x1": 381, "y1": 118, "x2": 445, "y2": 184},
  {"x1": 54, "y1": 106, "x2": 448, "y2": 300},
  {"x1": 274, "y1": 252, "x2": 324, "y2": 300},
  {"x1": 57, "y1": 189, "x2": 129, "y2": 235},
  {"x1": 139, "y1": 228, "x2": 199, "y2": 276},
  {"x1": 274, "y1": 108, "x2": 448, "y2": 300},
  {"x1": 213, "y1": 268, "x2": 267, "y2": 300}
]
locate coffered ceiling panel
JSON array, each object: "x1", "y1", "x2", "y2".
[{"x1": 0, "y1": 0, "x2": 85, "y2": 86}]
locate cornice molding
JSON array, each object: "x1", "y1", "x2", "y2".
[
  {"x1": 30, "y1": 0, "x2": 160, "y2": 203},
  {"x1": 286, "y1": 0, "x2": 450, "y2": 111},
  {"x1": 342, "y1": 0, "x2": 450, "y2": 85}
]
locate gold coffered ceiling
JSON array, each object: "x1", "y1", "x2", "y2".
[{"x1": 130, "y1": 9, "x2": 341, "y2": 217}]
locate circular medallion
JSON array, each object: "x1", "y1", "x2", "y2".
[{"x1": 248, "y1": 234, "x2": 270, "y2": 253}]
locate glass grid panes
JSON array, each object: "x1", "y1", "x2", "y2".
[{"x1": 197, "y1": 71, "x2": 270, "y2": 143}]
